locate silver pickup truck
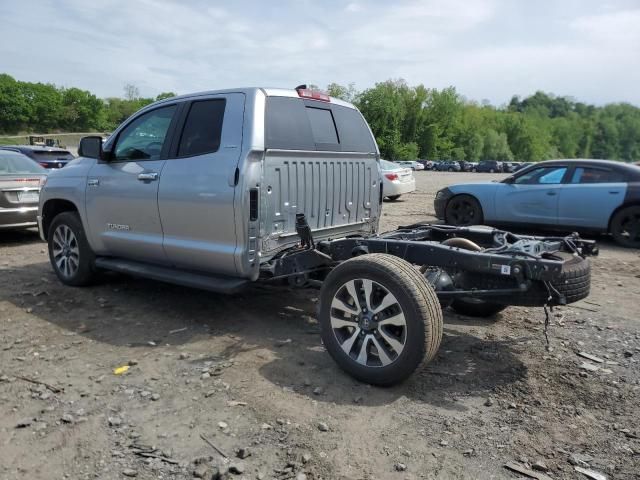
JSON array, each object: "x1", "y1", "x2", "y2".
[{"x1": 38, "y1": 86, "x2": 597, "y2": 386}]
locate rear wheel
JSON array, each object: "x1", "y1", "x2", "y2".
[
  {"x1": 48, "y1": 212, "x2": 98, "y2": 286},
  {"x1": 445, "y1": 194, "x2": 483, "y2": 226},
  {"x1": 610, "y1": 206, "x2": 640, "y2": 248},
  {"x1": 386, "y1": 195, "x2": 401, "y2": 201},
  {"x1": 319, "y1": 254, "x2": 442, "y2": 386}
]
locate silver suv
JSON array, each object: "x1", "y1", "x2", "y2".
[{"x1": 38, "y1": 86, "x2": 595, "y2": 386}]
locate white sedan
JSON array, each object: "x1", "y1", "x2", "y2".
[
  {"x1": 395, "y1": 160, "x2": 425, "y2": 171},
  {"x1": 380, "y1": 159, "x2": 416, "y2": 201}
]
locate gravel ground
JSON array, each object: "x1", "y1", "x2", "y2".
[{"x1": 1, "y1": 171, "x2": 639, "y2": 480}]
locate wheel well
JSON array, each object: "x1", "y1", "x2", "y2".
[
  {"x1": 607, "y1": 202, "x2": 640, "y2": 233},
  {"x1": 41, "y1": 199, "x2": 79, "y2": 240}
]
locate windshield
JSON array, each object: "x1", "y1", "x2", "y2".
[
  {"x1": 380, "y1": 159, "x2": 401, "y2": 170},
  {"x1": 0, "y1": 151, "x2": 46, "y2": 174}
]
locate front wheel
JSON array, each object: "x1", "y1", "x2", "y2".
[
  {"x1": 319, "y1": 254, "x2": 443, "y2": 386},
  {"x1": 48, "y1": 211, "x2": 98, "y2": 286},
  {"x1": 610, "y1": 206, "x2": 640, "y2": 248},
  {"x1": 445, "y1": 194, "x2": 483, "y2": 226}
]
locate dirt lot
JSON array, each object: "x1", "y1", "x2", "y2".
[{"x1": 1, "y1": 172, "x2": 639, "y2": 480}]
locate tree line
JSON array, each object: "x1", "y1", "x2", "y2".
[
  {"x1": 0, "y1": 74, "x2": 175, "y2": 135},
  {"x1": 1, "y1": 73, "x2": 638, "y2": 162}
]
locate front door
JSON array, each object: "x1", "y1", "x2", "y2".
[
  {"x1": 494, "y1": 165, "x2": 568, "y2": 226},
  {"x1": 85, "y1": 104, "x2": 178, "y2": 263}
]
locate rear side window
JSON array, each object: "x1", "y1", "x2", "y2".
[
  {"x1": 265, "y1": 97, "x2": 376, "y2": 153},
  {"x1": 178, "y1": 99, "x2": 226, "y2": 157},
  {"x1": 570, "y1": 167, "x2": 625, "y2": 184}
]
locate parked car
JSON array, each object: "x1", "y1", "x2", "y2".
[
  {"x1": 467, "y1": 162, "x2": 479, "y2": 172},
  {"x1": 38, "y1": 88, "x2": 596, "y2": 385},
  {"x1": 475, "y1": 160, "x2": 503, "y2": 173},
  {"x1": 0, "y1": 145, "x2": 75, "y2": 169},
  {"x1": 395, "y1": 160, "x2": 424, "y2": 171},
  {"x1": 434, "y1": 159, "x2": 640, "y2": 247},
  {"x1": 0, "y1": 150, "x2": 47, "y2": 230},
  {"x1": 418, "y1": 160, "x2": 434, "y2": 170},
  {"x1": 380, "y1": 159, "x2": 416, "y2": 201},
  {"x1": 435, "y1": 161, "x2": 461, "y2": 172}
]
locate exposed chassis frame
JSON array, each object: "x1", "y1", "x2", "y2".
[{"x1": 259, "y1": 224, "x2": 597, "y2": 303}]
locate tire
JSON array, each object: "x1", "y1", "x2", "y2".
[
  {"x1": 610, "y1": 206, "x2": 640, "y2": 248},
  {"x1": 448, "y1": 167, "x2": 453, "y2": 172},
  {"x1": 456, "y1": 253, "x2": 591, "y2": 307},
  {"x1": 48, "y1": 211, "x2": 98, "y2": 286},
  {"x1": 444, "y1": 194, "x2": 484, "y2": 226},
  {"x1": 319, "y1": 254, "x2": 443, "y2": 386},
  {"x1": 386, "y1": 195, "x2": 401, "y2": 201},
  {"x1": 472, "y1": 168, "x2": 477, "y2": 172},
  {"x1": 489, "y1": 168, "x2": 495, "y2": 173},
  {"x1": 450, "y1": 298, "x2": 507, "y2": 317}
]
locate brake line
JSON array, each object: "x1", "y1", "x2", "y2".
[{"x1": 542, "y1": 280, "x2": 562, "y2": 352}]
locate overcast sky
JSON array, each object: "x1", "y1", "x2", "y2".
[{"x1": 1, "y1": 0, "x2": 639, "y2": 105}]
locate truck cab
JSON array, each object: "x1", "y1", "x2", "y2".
[{"x1": 39, "y1": 87, "x2": 381, "y2": 283}]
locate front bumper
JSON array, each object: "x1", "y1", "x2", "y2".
[
  {"x1": 433, "y1": 188, "x2": 453, "y2": 220},
  {"x1": 38, "y1": 215, "x2": 46, "y2": 241}
]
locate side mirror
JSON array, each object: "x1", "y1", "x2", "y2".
[{"x1": 78, "y1": 136, "x2": 103, "y2": 159}]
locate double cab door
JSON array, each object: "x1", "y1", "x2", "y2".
[{"x1": 85, "y1": 93, "x2": 245, "y2": 275}]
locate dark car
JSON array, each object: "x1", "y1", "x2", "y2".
[
  {"x1": 434, "y1": 159, "x2": 640, "y2": 247},
  {"x1": 0, "y1": 145, "x2": 74, "y2": 169},
  {"x1": 0, "y1": 150, "x2": 47, "y2": 230},
  {"x1": 476, "y1": 160, "x2": 503, "y2": 173},
  {"x1": 435, "y1": 161, "x2": 461, "y2": 172}
]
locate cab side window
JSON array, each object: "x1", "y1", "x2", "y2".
[{"x1": 114, "y1": 105, "x2": 176, "y2": 161}]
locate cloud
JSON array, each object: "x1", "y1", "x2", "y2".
[{"x1": 0, "y1": 0, "x2": 637, "y2": 105}]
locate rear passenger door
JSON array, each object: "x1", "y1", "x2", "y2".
[
  {"x1": 158, "y1": 93, "x2": 244, "y2": 276},
  {"x1": 558, "y1": 166, "x2": 626, "y2": 229}
]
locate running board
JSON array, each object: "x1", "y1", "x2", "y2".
[{"x1": 94, "y1": 257, "x2": 248, "y2": 294}]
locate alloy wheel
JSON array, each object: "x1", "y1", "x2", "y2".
[
  {"x1": 52, "y1": 224, "x2": 80, "y2": 278},
  {"x1": 329, "y1": 278, "x2": 407, "y2": 367}
]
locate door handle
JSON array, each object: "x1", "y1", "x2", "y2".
[
  {"x1": 137, "y1": 172, "x2": 159, "y2": 181},
  {"x1": 608, "y1": 191, "x2": 620, "y2": 194},
  {"x1": 546, "y1": 191, "x2": 557, "y2": 196},
  {"x1": 87, "y1": 179, "x2": 99, "y2": 187}
]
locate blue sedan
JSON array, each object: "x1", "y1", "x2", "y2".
[{"x1": 434, "y1": 159, "x2": 640, "y2": 248}]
